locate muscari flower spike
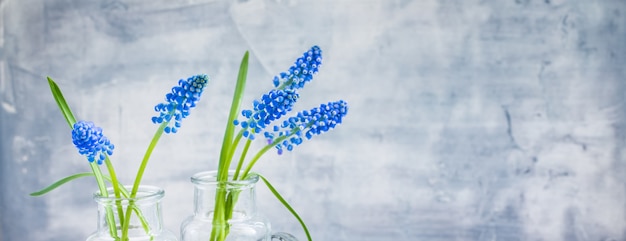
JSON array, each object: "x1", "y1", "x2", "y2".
[
  {"x1": 152, "y1": 74, "x2": 209, "y2": 133},
  {"x1": 265, "y1": 100, "x2": 348, "y2": 154},
  {"x1": 234, "y1": 89, "x2": 300, "y2": 140},
  {"x1": 72, "y1": 121, "x2": 115, "y2": 165},
  {"x1": 273, "y1": 46, "x2": 323, "y2": 90}
]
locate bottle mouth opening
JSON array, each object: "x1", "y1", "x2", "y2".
[
  {"x1": 93, "y1": 185, "x2": 164, "y2": 204},
  {"x1": 190, "y1": 170, "x2": 259, "y2": 187}
]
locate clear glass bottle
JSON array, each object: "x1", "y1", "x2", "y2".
[
  {"x1": 180, "y1": 171, "x2": 298, "y2": 241},
  {"x1": 86, "y1": 185, "x2": 178, "y2": 241}
]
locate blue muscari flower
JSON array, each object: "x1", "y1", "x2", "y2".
[
  {"x1": 235, "y1": 89, "x2": 299, "y2": 140},
  {"x1": 152, "y1": 74, "x2": 209, "y2": 133},
  {"x1": 273, "y1": 46, "x2": 322, "y2": 90},
  {"x1": 72, "y1": 121, "x2": 115, "y2": 165},
  {"x1": 265, "y1": 100, "x2": 348, "y2": 154}
]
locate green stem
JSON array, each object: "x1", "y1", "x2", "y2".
[
  {"x1": 240, "y1": 120, "x2": 319, "y2": 179},
  {"x1": 226, "y1": 130, "x2": 244, "y2": 178},
  {"x1": 122, "y1": 121, "x2": 167, "y2": 239},
  {"x1": 276, "y1": 78, "x2": 293, "y2": 91},
  {"x1": 131, "y1": 121, "x2": 167, "y2": 196},
  {"x1": 108, "y1": 183, "x2": 150, "y2": 235},
  {"x1": 239, "y1": 132, "x2": 293, "y2": 180},
  {"x1": 210, "y1": 187, "x2": 228, "y2": 241},
  {"x1": 233, "y1": 138, "x2": 252, "y2": 180},
  {"x1": 239, "y1": 145, "x2": 272, "y2": 181},
  {"x1": 89, "y1": 162, "x2": 118, "y2": 239},
  {"x1": 104, "y1": 156, "x2": 125, "y2": 232}
]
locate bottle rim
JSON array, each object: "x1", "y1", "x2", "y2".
[
  {"x1": 93, "y1": 185, "x2": 164, "y2": 204},
  {"x1": 190, "y1": 170, "x2": 259, "y2": 187}
]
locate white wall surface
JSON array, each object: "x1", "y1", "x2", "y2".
[{"x1": 1, "y1": 0, "x2": 625, "y2": 240}]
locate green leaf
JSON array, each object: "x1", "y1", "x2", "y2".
[
  {"x1": 218, "y1": 51, "x2": 249, "y2": 181},
  {"x1": 255, "y1": 173, "x2": 312, "y2": 241},
  {"x1": 29, "y1": 172, "x2": 128, "y2": 196},
  {"x1": 30, "y1": 172, "x2": 95, "y2": 196},
  {"x1": 47, "y1": 77, "x2": 77, "y2": 128}
]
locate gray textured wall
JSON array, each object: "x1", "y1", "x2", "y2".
[{"x1": 1, "y1": 0, "x2": 625, "y2": 240}]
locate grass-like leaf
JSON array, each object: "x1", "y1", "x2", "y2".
[
  {"x1": 30, "y1": 172, "x2": 129, "y2": 197},
  {"x1": 47, "y1": 77, "x2": 77, "y2": 128},
  {"x1": 30, "y1": 171, "x2": 152, "y2": 236},
  {"x1": 255, "y1": 173, "x2": 312, "y2": 241},
  {"x1": 218, "y1": 51, "x2": 249, "y2": 181},
  {"x1": 30, "y1": 172, "x2": 95, "y2": 196}
]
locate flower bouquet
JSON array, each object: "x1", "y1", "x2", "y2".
[
  {"x1": 31, "y1": 75, "x2": 209, "y2": 240},
  {"x1": 31, "y1": 45, "x2": 348, "y2": 241},
  {"x1": 183, "y1": 46, "x2": 348, "y2": 241}
]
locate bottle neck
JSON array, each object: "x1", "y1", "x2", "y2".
[
  {"x1": 191, "y1": 171, "x2": 259, "y2": 221},
  {"x1": 94, "y1": 186, "x2": 165, "y2": 238}
]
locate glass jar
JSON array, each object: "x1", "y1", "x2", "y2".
[
  {"x1": 86, "y1": 185, "x2": 178, "y2": 241},
  {"x1": 180, "y1": 171, "x2": 298, "y2": 241}
]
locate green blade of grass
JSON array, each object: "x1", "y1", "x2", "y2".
[
  {"x1": 47, "y1": 77, "x2": 77, "y2": 128},
  {"x1": 218, "y1": 51, "x2": 249, "y2": 180},
  {"x1": 29, "y1": 172, "x2": 131, "y2": 197},
  {"x1": 30, "y1": 172, "x2": 95, "y2": 196},
  {"x1": 255, "y1": 173, "x2": 312, "y2": 241}
]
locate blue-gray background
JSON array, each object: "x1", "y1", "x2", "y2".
[{"x1": 1, "y1": 0, "x2": 625, "y2": 240}]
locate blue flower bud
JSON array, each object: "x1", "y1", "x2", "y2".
[
  {"x1": 267, "y1": 100, "x2": 348, "y2": 154},
  {"x1": 236, "y1": 89, "x2": 300, "y2": 140},
  {"x1": 152, "y1": 74, "x2": 209, "y2": 134},
  {"x1": 71, "y1": 121, "x2": 115, "y2": 165},
  {"x1": 273, "y1": 46, "x2": 323, "y2": 91}
]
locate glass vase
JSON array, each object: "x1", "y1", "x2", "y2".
[
  {"x1": 86, "y1": 185, "x2": 178, "y2": 241},
  {"x1": 180, "y1": 171, "x2": 298, "y2": 241}
]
